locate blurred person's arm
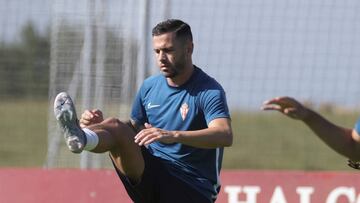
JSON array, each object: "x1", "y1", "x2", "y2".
[{"x1": 262, "y1": 96, "x2": 360, "y2": 161}]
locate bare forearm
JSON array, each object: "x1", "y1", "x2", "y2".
[
  {"x1": 173, "y1": 127, "x2": 233, "y2": 149},
  {"x1": 134, "y1": 118, "x2": 233, "y2": 148},
  {"x1": 302, "y1": 109, "x2": 357, "y2": 159}
]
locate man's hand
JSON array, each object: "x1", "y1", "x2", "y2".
[
  {"x1": 261, "y1": 96, "x2": 310, "y2": 120},
  {"x1": 79, "y1": 109, "x2": 104, "y2": 128},
  {"x1": 348, "y1": 159, "x2": 360, "y2": 170},
  {"x1": 134, "y1": 123, "x2": 175, "y2": 146}
]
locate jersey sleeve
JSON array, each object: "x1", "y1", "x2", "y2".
[
  {"x1": 201, "y1": 88, "x2": 230, "y2": 124},
  {"x1": 130, "y1": 85, "x2": 148, "y2": 125}
]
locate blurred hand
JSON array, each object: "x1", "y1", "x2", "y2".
[
  {"x1": 261, "y1": 96, "x2": 309, "y2": 120},
  {"x1": 134, "y1": 123, "x2": 175, "y2": 146},
  {"x1": 79, "y1": 109, "x2": 104, "y2": 128},
  {"x1": 348, "y1": 159, "x2": 360, "y2": 170}
]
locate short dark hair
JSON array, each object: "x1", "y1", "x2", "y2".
[{"x1": 152, "y1": 19, "x2": 193, "y2": 42}]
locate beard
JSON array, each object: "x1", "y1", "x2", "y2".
[
  {"x1": 161, "y1": 55, "x2": 186, "y2": 78},
  {"x1": 161, "y1": 67, "x2": 179, "y2": 78}
]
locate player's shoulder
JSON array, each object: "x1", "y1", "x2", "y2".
[
  {"x1": 194, "y1": 66, "x2": 224, "y2": 91},
  {"x1": 142, "y1": 74, "x2": 163, "y2": 89},
  {"x1": 144, "y1": 73, "x2": 162, "y2": 83}
]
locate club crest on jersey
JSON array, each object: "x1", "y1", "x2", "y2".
[{"x1": 180, "y1": 103, "x2": 189, "y2": 121}]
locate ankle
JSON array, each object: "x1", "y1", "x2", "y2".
[{"x1": 83, "y1": 128, "x2": 99, "y2": 151}]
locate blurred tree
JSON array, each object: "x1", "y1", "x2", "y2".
[
  {"x1": 0, "y1": 21, "x2": 50, "y2": 99},
  {"x1": 0, "y1": 21, "x2": 138, "y2": 101},
  {"x1": 21, "y1": 22, "x2": 50, "y2": 98}
]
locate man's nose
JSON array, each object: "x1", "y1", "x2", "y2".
[{"x1": 159, "y1": 51, "x2": 167, "y2": 61}]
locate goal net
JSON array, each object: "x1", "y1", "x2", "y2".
[{"x1": 45, "y1": 0, "x2": 360, "y2": 169}]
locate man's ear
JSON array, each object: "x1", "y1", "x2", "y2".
[{"x1": 187, "y1": 42, "x2": 194, "y2": 54}]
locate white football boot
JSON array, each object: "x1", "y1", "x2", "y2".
[{"x1": 54, "y1": 92, "x2": 86, "y2": 153}]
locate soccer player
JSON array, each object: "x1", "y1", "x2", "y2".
[
  {"x1": 54, "y1": 19, "x2": 233, "y2": 203},
  {"x1": 261, "y1": 96, "x2": 360, "y2": 169}
]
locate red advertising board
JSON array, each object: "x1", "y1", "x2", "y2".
[
  {"x1": 0, "y1": 168, "x2": 360, "y2": 203},
  {"x1": 218, "y1": 170, "x2": 360, "y2": 203}
]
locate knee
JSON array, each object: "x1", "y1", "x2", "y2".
[
  {"x1": 103, "y1": 117, "x2": 126, "y2": 129},
  {"x1": 102, "y1": 117, "x2": 133, "y2": 137}
]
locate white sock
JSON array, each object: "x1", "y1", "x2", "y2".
[{"x1": 83, "y1": 128, "x2": 99, "y2": 151}]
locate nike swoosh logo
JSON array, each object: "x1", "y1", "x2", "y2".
[{"x1": 147, "y1": 102, "x2": 160, "y2": 109}]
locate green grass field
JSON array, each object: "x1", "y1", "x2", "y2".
[
  {"x1": 1, "y1": 99, "x2": 358, "y2": 170},
  {"x1": 226, "y1": 111, "x2": 358, "y2": 170},
  {"x1": 0, "y1": 99, "x2": 48, "y2": 167}
]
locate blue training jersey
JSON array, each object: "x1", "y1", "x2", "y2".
[{"x1": 131, "y1": 66, "x2": 230, "y2": 201}]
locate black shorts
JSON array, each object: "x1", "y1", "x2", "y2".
[{"x1": 111, "y1": 147, "x2": 213, "y2": 203}]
